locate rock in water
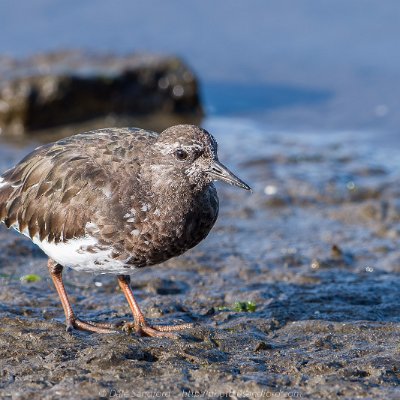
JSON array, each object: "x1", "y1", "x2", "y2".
[{"x1": 0, "y1": 51, "x2": 203, "y2": 135}]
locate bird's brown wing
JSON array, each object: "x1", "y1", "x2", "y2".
[{"x1": 0, "y1": 129, "x2": 144, "y2": 244}]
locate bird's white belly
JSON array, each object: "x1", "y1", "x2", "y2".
[
  {"x1": 34, "y1": 237, "x2": 134, "y2": 274},
  {"x1": 11, "y1": 223, "x2": 134, "y2": 274}
]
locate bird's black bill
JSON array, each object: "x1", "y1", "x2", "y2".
[{"x1": 208, "y1": 160, "x2": 251, "y2": 191}]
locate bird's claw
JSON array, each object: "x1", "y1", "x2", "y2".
[{"x1": 66, "y1": 317, "x2": 120, "y2": 334}]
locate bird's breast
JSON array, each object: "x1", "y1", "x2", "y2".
[{"x1": 121, "y1": 185, "x2": 219, "y2": 266}]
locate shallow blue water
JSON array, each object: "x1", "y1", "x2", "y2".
[{"x1": 1, "y1": 0, "x2": 400, "y2": 135}]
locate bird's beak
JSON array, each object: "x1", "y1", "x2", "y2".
[{"x1": 208, "y1": 160, "x2": 251, "y2": 191}]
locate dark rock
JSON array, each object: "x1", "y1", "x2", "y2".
[{"x1": 0, "y1": 51, "x2": 203, "y2": 135}]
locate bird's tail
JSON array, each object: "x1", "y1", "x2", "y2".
[{"x1": 0, "y1": 176, "x2": 13, "y2": 223}]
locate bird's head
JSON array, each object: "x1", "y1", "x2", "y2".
[{"x1": 150, "y1": 124, "x2": 251, "y2": 191}]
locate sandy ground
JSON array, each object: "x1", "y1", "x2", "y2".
[{"x1": 0, "y1": 123, "x2": 399, "y2": 399}]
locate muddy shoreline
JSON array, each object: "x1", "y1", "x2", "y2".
[{"x1": 0, "y1": 121, "x2": 399, "y2": 399}]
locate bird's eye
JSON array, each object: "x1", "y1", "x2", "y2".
[{"x1": 175, "y1": 149, "x2": 188, "y2": 161}]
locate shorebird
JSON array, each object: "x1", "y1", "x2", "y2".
[{"x1": 0, "y1": 125, "x2": 250, "y2": 337}]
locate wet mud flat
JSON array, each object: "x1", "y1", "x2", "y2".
[{"x1": 0, "y1": 123, "x2": 399, "y2": 399}]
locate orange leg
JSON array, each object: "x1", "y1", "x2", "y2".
[
  {"x1": 117, "y1": 274, "x2": 193, "y2": 338},
  {"x1": 48, "y1": 259, "x2": 118, "y2": 334}
]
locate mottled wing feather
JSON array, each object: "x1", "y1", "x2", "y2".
[
  {"x1": 0, "y1": 128, "x2": 154, "y2": 244},
  {"x1": 0, "y1": 146, "x2": 93, "y2": 242}
]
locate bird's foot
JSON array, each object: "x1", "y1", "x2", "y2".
[
  {"x1": 122, "y1": 321, "x2": 194, "y2": 338},
  {"x1": 66, "y1": 317, "x2": 120, "y2": 334}
]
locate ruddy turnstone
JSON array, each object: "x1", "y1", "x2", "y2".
[{"x1": 0, "y1": 125, "x2": 250, "y2": 337}]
